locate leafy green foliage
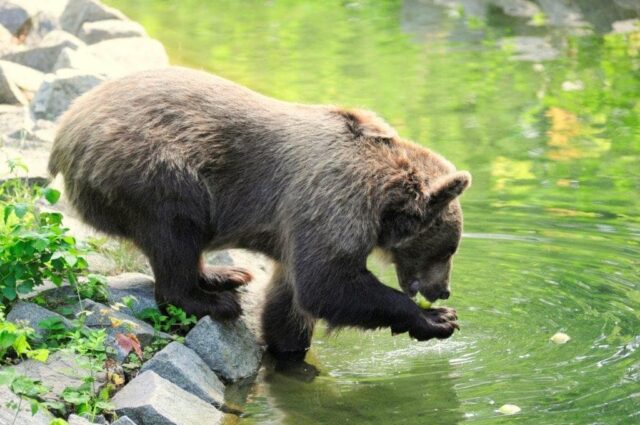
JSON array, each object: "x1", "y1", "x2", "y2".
[
  {"x1": 0, "y1": 177, "x2": 87, "y2": 308},
  {"x1": 0, "y1": 310, "x2": 49, "y2": 362},
  {"x1": 136, "y1": 304, "x2": 197, "y2": 334},
  {"x1": 0, "y1": 368, "x2": 55, "y2": 421}
]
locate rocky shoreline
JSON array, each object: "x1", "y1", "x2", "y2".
[{"x1": 0, "y1": 1, "x2": 271, "y2": 424}]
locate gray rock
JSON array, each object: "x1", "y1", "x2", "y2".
[
  {"x1": 185, "y1": 316, "x2": 263, "y2": 382},
  {"x1": 112, "y1": 371, "x2": 224, "y2": 425},
  {"x1": 79, "y1": 19, "x2": 146, "y2": 44},
  {"x1": 0, "y1": 24, "x2": 14, "y2": 54},
  {"x1": 611, "y1": 19, "x2": 639, "y2": 34},
  {"x1": 111, "y1": 417, "x2": 137, "y2": 425},
  {"x1": 14, "y1": 351, "x2": 107, "y2": 403},
  {"x1": 6, "y1": 301, "x2": 74, "y2": 339},
  {"x1": 107, "y1": 273, "x2": 157, "y2": 315},
  {"x1": 0, "y1": 60, "x2": 45, "y2": 92},
  {"x1": 60, "y1": 0, "x2": 128, "y2": 35},
  {"x1": 0, "y1": 384, "x2": 54, "y2": 424},
  {"x1": 140, "y1": 342, "x2": 225, "y2": 407},
  {"x1": 73, "y1": 299, "x2": 168, "y2": 345},
  {"x1": 490, "y1": 0, "x2": 540, "y2": 19},
  {"x1": 68, "y1": 414, "x2": 99, "y2": 425},
  {"x1": 30, "y1": 68, "x2": 105, "y2": 121},
  {"x1": 0, "y1": 0, "x2": 34, "y2": 35},
  {"x1": 54, "y1": 37, "x2": 168, "y2": 79},
  {"x1": 1, "y1": 29, "x2": 85, "y2": 72},
  {"x1": 0, "y1": 62, "x2": 27, "y2": 104},
  {"x1": 500, "y1": 36, "x2": 559, "y2": 62},
  {"x1": 0, "y1": 104, "x2": 30, "y2": 137}
]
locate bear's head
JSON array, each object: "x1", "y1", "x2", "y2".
[{"x1": 379, "y1": 169, "x2": 471, "y2": 303}]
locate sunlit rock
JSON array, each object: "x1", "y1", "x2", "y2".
[{"x1": 112, "y1": 371, "x2": 225, "y2": 425}]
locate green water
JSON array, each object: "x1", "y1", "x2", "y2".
[{"x1": 107, "y1": 1, "x2": 639, "y2": 423}]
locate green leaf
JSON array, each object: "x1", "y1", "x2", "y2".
[
  {"x1": 27, "y1": 349, "x2": 49, "y2": 362},
  {"x1": 13, "y1": 203, "x2": 28, "y2": 218},
  {"x1": 3, "y1": 205, "x2": 13, "y2": 223},
  {"x1": 43, "y1": 188, "x2": 61, "y2": 205},
  {"x1": 2, "y1": 284, "x2": 17, "y2": 301},
  {"x1": 30, "y1": 398, "x2": 39, "y2": 415},
  {"x1": 0, "y1": 368, "x2": 17, "y2": 386}
]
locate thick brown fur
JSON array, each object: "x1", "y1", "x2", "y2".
[{"x1": 49, "y1": 67, "x2": 470, "y2": 359}]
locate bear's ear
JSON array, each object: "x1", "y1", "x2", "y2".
[
  {"x1": 336, "y1": 108, "x2": 397, "y2": 142},
  {"x1": 424, "y1": 171, "x2": 471, "y2": 218}
]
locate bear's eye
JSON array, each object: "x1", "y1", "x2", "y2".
[{"x1": 438, "y1": 246, "x2": 457, "y2": 260}]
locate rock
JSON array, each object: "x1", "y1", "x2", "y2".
[
  {"x1": 111, "y1": 417, "x2": 137, "y2": 425},
  {"x1": 14, "y1": 351, "x2": 107, "y2": 404},
  {"x1": 0, "y1": 60, "x2": 45, "y2": 93},
  {"x1": 500, "y1": 36, "x2": 559, "y2": 62},
  {"x1": 78, "y1": 19, "x2": 146, "y2": 44},
  {"x1": 0, "y1": 385, "x2": 54, "y2": 424},
  {"x1": 107, "y1": 273, "x2": 157, "y2": 315},
  {"x1": 72, "y1": 413, "x2": 108, "y2": 424},
  {"x1": 0, "y1": 63, "x2": 27, "y2": 104},
  {"x1": 30, "y1": 68, "x2": 105, "y2": 121},
  {"x1": 6, "y1": 301, "x2": 74, "y2": 339},
  {"x1": 73, "y1": 299, "x2": 168, "y2": 345},
  {"x1": 0, "y1": 104, "x2": 30, "y2": 137},
  {"x1": 0, "y1": 25, "x2": 15, "y2": 55},
  {"x1": 0, "y1": 0, "x2": 34, "y2": 35},
  {"x1": 185, "y1": 316, "x2": 263, "y2": 383},
  {"x1": 491, "y1": 0, "x2": 540, "y2": 19},
  {"x1": 54, "y1": 37, "x2": 169, "y2": 79},
  {"x1": 140, "y1": 342, "x2": 225, "y2": 407},
  {"x1": 112, "y1": 371, "x2": 224, "y2": 425},
  {"x1": 68, "y1": 414, "x2": 99, "y2": 425},
  {"x1": 60, "y1": 0, "x2": 128, "y2": 35},
  {"x1": 1, "y1": 30, "x2": 85, "y2": 72},
  {"x1": 611, "y1": 19, "x2": 639, "y2": 34}
]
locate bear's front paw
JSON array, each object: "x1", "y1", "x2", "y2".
[
  {"x1": 159, "y1": 289, "x2": 243, "y2": 321},
  {"x1": 408, "y1": 307, "x2": 459, "y2": 341}
]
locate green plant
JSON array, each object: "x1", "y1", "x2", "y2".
[
  {"x1": 0, "y1": 176, "x2": 88, "y2": 308},
  {"x1": 0, "y1": 368, "x2": 55, "y2": 424},
  {"x1": 61, "y1": 380, "x2": 114, "y2": 419},
  {"x1": 0, "y1": 310, "x2": 49, "y2": 363},
  {"x1": 136, "y1": 304, "x2": 197, "y2": 334}
]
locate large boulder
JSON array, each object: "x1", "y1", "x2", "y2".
[
  {"x1": 185, "y1": 316, "x2": 263, "y2": 383},
  {"x1": 0, "y1": 0, "x2": 34, "y2": 35},
  {"x1": 30, "y1": 68, "x2": 105, "y2": 121},
  {"x1": 0, "y1": 384, "x2": 54, "y2": 424},
  {"x1": 0, "y1": 64, "x2": 27, "y2": 104},
  {"x1": 1, "y1": 30, "x2": 85, "y2": 72},
  {"x1": 60, "y1": 0, "x2": 128, "y2": 35},
  {"x1": 111, "y1": 371, "x2": 224, "y2": 425},
  {"x1": 107, "y1": 273, "x2": 157, "y2": 316},
  {"x1": 14, "y1": 351, "x2": 107, "y2": 404},
  {"x1": 54, "y1": 37, "x2": 169, "y2": 79},
  {"x1": 140, "y1": 342, "x2": 226, "y2": 407},
  {"x1": 6, "y1": 301, "x2": 75, "y2": 340},
  {"x1": 78, "y1": 19, "x2": 146, "y2": 44},
  {"x1": 0, "y1": 60, "x2": 45, "y2": 93},
  {"x1": 73, "y1": 299, "x2": 168, "y2": 345}
]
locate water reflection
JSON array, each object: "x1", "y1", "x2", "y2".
[{"x1": 107, "y1": 0, "x2": 640, "y2": 423}]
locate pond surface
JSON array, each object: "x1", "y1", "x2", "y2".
[{"x1": 107, "y1": 1, "x2": 640, "y2": 423}]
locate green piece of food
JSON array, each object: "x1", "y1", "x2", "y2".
[
  {"x1": 414, "y1": 293, "x2": 432, "y2": 309},
  {"x1": 498, "y1": 404, "x2": 521, "y2": 415}
]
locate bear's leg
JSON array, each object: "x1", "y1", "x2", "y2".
[
  {"x1": 140, "y1": 218, "x2": 242, "y2": 321},
  {"x1": 293, "y1": 256, "x2": 458, "y2": 341},
  {"x1": 262, "y1": 267, "x2": 315, "y2": 361}
]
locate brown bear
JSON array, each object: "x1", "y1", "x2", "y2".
[{"x1": 49, "y1": 67, "x2": 471, "y2": 360}]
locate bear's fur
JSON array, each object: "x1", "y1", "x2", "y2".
[{"x1": 49, "y1": 67, "x2": 470, "y2": 359}]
